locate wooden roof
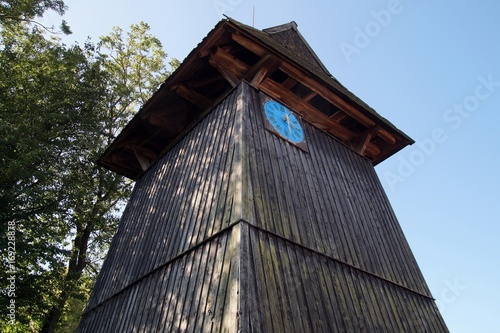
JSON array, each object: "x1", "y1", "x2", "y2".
[{"x1": 98, "y1": 17, "x2": 414, "y2": 180}]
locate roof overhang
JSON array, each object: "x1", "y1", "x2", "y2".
[{"x1": 98, "y1": 18, "x2": 414, "y2": 180}]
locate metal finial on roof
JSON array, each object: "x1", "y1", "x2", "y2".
[{"x1": 253, "y1": 5, "x2": 255, "y2": 27}]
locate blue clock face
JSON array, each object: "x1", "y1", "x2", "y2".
[{"x1": 264, "y1": 101, "x2": 304, "y2": 143}]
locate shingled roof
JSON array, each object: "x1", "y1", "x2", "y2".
[
  {"x1": 262, "y1": 21, "x2": 332, "y2": 76},
  {"x1": 98, "y1": 17, "x2": 414, "y2": 180}
]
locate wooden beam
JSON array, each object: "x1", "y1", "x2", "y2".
[
  {"x1": 174, "y1": 84, "x2": 212, "y2": 109},
  {"x1": 303, "y1": 91, "x2": 317, "y2": 103},
  {"x1": 351, "y1": 126, "x2": 381, "y2": 156},
  {"x1": 211, "y1": 47, "x2": 249, "y2": 76},
  {"x1": 146, "y1": 114, "x2": 184, "y2": 133},
  {"x1": 198, "y1": 47, "x2": 211, "y2": 58},
  {"x1": 365, "y1": 142, "x2": 381, "y2": 157},
  {"x1": 231, "y1": 32, "x2": 267, "y2": 57},
  {"x1": 377, "y1": 128, "x2": 397, "y2": 145},
  {"x1": 282, "y1": 77, "x2": 298, "y2": 90},
  {"x1": 196, "y1": 23, "x2": 235, "y2": 58},
  {"x1": 354, "y1": 133, "x2": 372, "y2": 156},
  {"x1": 259, "y1": 78, "x2": 356, "y2": 142},
  {"x1": 209, "y1": 47, "x2": 249, "y2": 87},
  {"x1": 124, "y1": 144, "x2": 157, "y2": 172},
  {"x1": 330, "y1": 111, "x2": 348, "y2": 123},
  {"x1": 109, "y1": 153, "x2": 141, "y2": 176},
  {"x1": 211, "y1": 63, "x2": 240, "y2": 87},
  {"x1": 187, "y1": 75, "x2": 226, "y2": 88},
  {"x1": 231, "y1": 30, "x2": 397, "y2": 146},
  {"x1": 280, "y1": 62, "x2": 376, "y2": 127},
  {"x1": 330, "y1": 113, "x2": 395, "y2": 145},
  {"x1": 244, "y1": 54, "x2": 281, "y2": 86}
]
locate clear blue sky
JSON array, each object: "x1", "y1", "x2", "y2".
[{"x1": 49, "y1": 1, "x2": 500, "y2": 332}]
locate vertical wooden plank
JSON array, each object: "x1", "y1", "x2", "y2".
[
  {"x1": 247, "y1": 227, "x2": 273, "y2": 333},
  {"x1": 238, "y1": 86, "x2": 256, "y2": 225},
  {"x1": 166, "y1": 116, "x2": 207, "y2": 261},
  {"x1": 191, "y1": 233, "x2": 220, "y2": 331},
  {"x1": 132, "y1": 275, "x2": 155, "y2": 333},
  {"x1": 269, "y1": 232, "x2": 300, "y2": 333},
  {"x1": 172, "y1": 250, "x2": 198, "y2": 332},
  {"x1": 161, "y1": 251, "x2": 188, "y2": 333},
  {"x1": 209, "y1": 88, "x2": 240, "y2": 237},
  {"x1": 200, "y1": 232, "x2": 229, "y2": 332},
  {"x1": 317, "y1": 254, "x2": 346, "y2": 332},
  {"x1": 146, "y1": 141, "x2": 186, "y2": 270},
  {"x1": 148, "y1": 262, "x2": 172, "y2": 331},
  {"x1": 113, "y1": 282, "x2": 140, "y2": 333},
  {"x1": 282, "y1": 238, "x2": 316, "y2": 332},
  {"x1": 219, "y1": 223, "x2": 241, "y2": 332},
  {"x1": 237, "y1": 222, "x2": 250, "y2": 333},
  {"x1": 260, "y1": 232, "x2": 288, "y2": 333},
  {"x1": 308, "y1": 125, "x2": 360, "y2": 267},
  {"x1": 302, "y1": 248, "x2": 338, "y2": 333},
  {"x1": 181, "y1": 93, "x2": 230, "y2": 252},
  {"x1": 274, "y1": 230, "x2": 309, "y2": 333},
  {"x1": 244, "y1": 89, "x2": 278, "y2": 235},
  {"x1": 184, "y1": 236, "x2": 212, "y2": 333},
  {"x1": 229, "y1": 84, "x2": 245, "y2": 222},
  {"x1": 295, "y1": 246, "x2": 326, "y2": 332}
]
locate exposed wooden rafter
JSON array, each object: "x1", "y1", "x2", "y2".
[
  {"x1": 98, "y1": 19, "x2": 413, "y2": 180},
  {"x1": 351, "y1": 125, "x2": 381, "y2": 157},
  {"x1": 210, "y1": 47, "x2": 249, "y2": 77},
  {"x1": 231, "y1": 29, "x2": 401, "y2": 148},
  {"x1": 174, "y1": 84, "x2": 212, "y2": 109},
  {"x1": 231, "y1": 32, "x2": 267, "y2": 57},
  {"x1": 259, "y1": 78, "x2": 356, "y2": 142},
  {"x1": 280, "y1": 63, "x2": 374, "y2": 126},
  {"x1": 209, "y1": 47, "x2": 246, "y2": 87},
  {"x1": 282, "y1": 77, "x2": 298, "y2": 90},
  {"x1": 303, "y1": 91, "x2": 317, "y2": 102},
  {"x1": 125, "y1": 144, "x2": 157, "y2": 171},
  {"x1": 330, "y1": 112, "x2": 348, "y2": 123},
  {"x1": 244, "y1": 54, "x2": 281, "y2": 86},
  {"x1": 146, "y1": 114, "x2": 184, "y2": 133},
  {"x1": 230, "y1": 30, "x2": 400, "y2": 149}
]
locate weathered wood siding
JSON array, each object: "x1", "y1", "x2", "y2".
[
  {"x1": 241, "y1": 83, "x2": 431, "y2": 296},
  {"x1": 78, "y1": 225, "x2": 241, "y2": 333},
  {"x1": 79, "y1": 82, "x2": 447, "y2": 332},
  {"x1": 81, "y1": 84, "x2": 244, "y2": 316},
  {"x1": 241, "y1": 224, "x2": 448, "y2": 333}
]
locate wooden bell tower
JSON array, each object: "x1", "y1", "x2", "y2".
[{"x1": 77, "y1": 18, "x2": 449, "y2": 332}]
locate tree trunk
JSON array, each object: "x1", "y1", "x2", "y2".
[
  {"x1": 40, "y1": 289, "x2": 69, "y2": 333},
  {"x1": 41, "y1": 225, "x2": 92, "y2": 333}
]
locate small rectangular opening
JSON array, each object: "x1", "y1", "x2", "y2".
[{"x1": 309, "y1": 95, "x2": 341, "y2": 117}]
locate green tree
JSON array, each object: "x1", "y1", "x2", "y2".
[
  {"x1": 0, "y1": 0, "x2": 66, "y2": 21},
  {"x1": 0, "y1": 20, "x2": 177, "y2": 332},
  {"x1": 41, "y1": 21, "x2": 177, "y2": 333},
  {"x1": 0, "y1": 0, "x2": 70, "y2": 33},
  {"x1": 0, "y1": 23, "x2": 108, "y2": 332}
]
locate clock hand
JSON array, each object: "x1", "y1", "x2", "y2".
[{"x1": 285, "y1": 114, "x2": 292, "y2": 135}]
